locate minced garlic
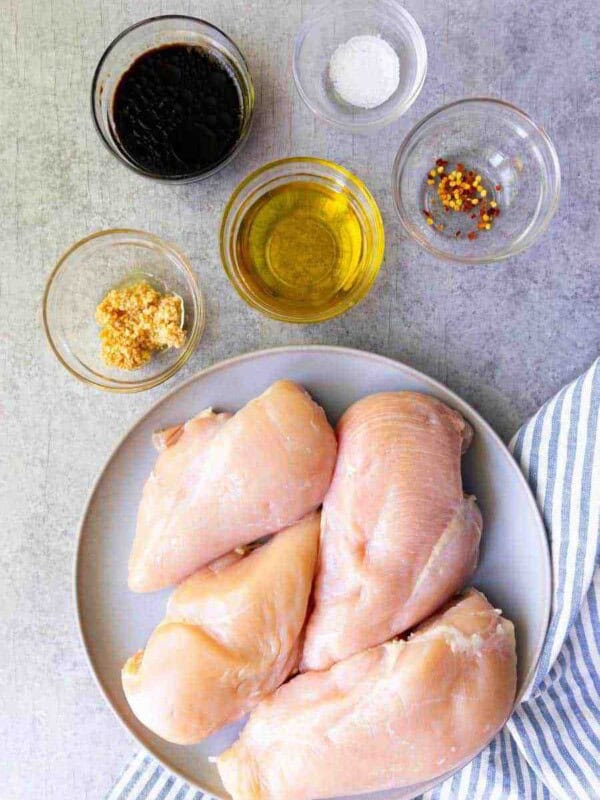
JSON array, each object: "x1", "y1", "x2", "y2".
[{"x1": 95, "y1": 280, "x2": 186, "y2": 371}]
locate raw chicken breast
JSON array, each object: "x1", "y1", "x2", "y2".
[
  {"x1": 122, "y1": 512, "x2": 320, "y2": 744},
  {"x1": 217, "y1": 589, "x2": 517, "y2": 800},
  {"x1": 301, "y1": 391, "x2": 482, "y2": 671},
  {"x1": 129, "y1": 380, "x2": 336, "y2": 592}
]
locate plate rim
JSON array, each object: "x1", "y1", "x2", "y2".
[{"x1": 73, "y1": 344, "x2": 552, "y2": 797}]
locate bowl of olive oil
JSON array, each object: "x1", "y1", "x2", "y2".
[{"x1": 220, "y1": 157, "x2": 385, "y2": 322}]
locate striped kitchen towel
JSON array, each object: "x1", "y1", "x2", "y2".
[{"x1": 107, "y1": 358, "x2": 600, "y2": 800}]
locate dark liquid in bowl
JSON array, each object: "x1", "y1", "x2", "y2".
[{"x1": 112, "y1": 44, "x2": 243, "y2": 177}]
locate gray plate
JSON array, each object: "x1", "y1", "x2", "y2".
[{"x1": 75, "y1": 346, "x2": 551, "y2": 800}]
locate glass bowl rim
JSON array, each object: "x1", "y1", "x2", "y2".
[
  {"x1": 392, "y1": 96, "x2": 562, "y2": 265},
  {"x1": 90, "y1": 14, "x2": 255, "y2": 183},
  {"x1": 219, "y1": 156, "x2": 386, "y2": 323},
  {"x1": 292, "y1": 0, "x2": 428, "y2": 133},
  {"x1": 42, "y1": 227, "x2": 205, "y2": 393}
]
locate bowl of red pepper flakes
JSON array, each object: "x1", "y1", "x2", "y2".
[{"x1": 392, "y1": 98, "x2": 561, "y2": 264}]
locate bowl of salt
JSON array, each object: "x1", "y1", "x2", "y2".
[{"x1": 293, "y1": 0, "x2": 427, "y2": 133}]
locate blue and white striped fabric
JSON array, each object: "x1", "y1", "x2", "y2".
[{"x1": 107, "y1": 358, "x2": 600, "y2": 800}]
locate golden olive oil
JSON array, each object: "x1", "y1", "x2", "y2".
[{"x1": 235, "y1": 181, "x2": 367, "y2": 318}]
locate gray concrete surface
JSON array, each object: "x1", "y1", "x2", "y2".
[{"x1": 1, "y1": 0, "x2": 598, "y2": 798}]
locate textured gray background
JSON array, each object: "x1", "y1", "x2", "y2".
[{"x1": 1, "y1": 0, "x2": 598, "y2": 798}]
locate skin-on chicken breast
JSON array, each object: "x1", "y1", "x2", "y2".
[
  {"x1": 301, "y1": 391, "x2": 482, "y2": 672},
  {"x1": 122, "y1": 512, "x2": 320, "y2": 744},
  {"x1": 217, "y1": 589, "x2": 517, "y2": 800},
  {"x1": 128, "y1": 380, "x2": 336, "y2": 592}
]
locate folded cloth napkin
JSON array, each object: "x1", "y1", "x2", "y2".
[{"x1": 106, "y1": 359, "x2": 600, "y2": 800}]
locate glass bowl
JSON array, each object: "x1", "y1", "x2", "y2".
[
  {"x1": 392, "y1": 98, "x2": 561, "y2": 264},
  {"x1": 220, "y1": 157, "x2": 385, "y2": 323},
  {"x1": 43, "y1": 229, "x2": 205, "y2": 392},
  {"x1": 293, "y1": 0, "x2": 427, "y2": 133},
  {"x1": 91, "y1": 15, "x2": 255, "y2": 182}
]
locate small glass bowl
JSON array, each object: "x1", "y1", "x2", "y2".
[
  {"x1": 43, "y1": 230, "x2": 205, "y2": 392},
  {"x1": 392, "y1": 98, "x2": 561, "y2": 264},
  {"x1": 220, "y1": 157, "x2": 385, "y2": 323},
  {"x1": 293, "y1": 0, "x2": 427, "y2": 133},
  {"x1": 91, "y1": 15, "x2": 255, "y2": 182}
]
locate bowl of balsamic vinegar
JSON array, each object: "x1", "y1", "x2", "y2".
[{"x1": 92, "y1": 15, "x2": 255, "y2": 182}]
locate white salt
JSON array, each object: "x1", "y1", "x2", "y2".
[{"x1": 328, "y1": 34, "x2": 400, "y2": 109}]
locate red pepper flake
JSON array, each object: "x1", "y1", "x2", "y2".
[
  {"x1": 495, "y1": 184, "x2": 502, "y2": 191},
  {"x1": 423, "y1": 159, "x2": 500, "y2": 233},
  {"x1": 467, "y1": 231, "x2": 477, "y2": 241}
]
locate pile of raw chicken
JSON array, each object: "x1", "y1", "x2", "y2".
[{"x1": 124, "y1": 380, "x2": 517, "y2": 800}]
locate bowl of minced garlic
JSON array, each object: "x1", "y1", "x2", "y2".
[
  {"x1": 96, "y1": 280, "x2": 187, "y2": 371},
  {"x1": 43, "y1": 229, "x2": 204, "y2": 391}
]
